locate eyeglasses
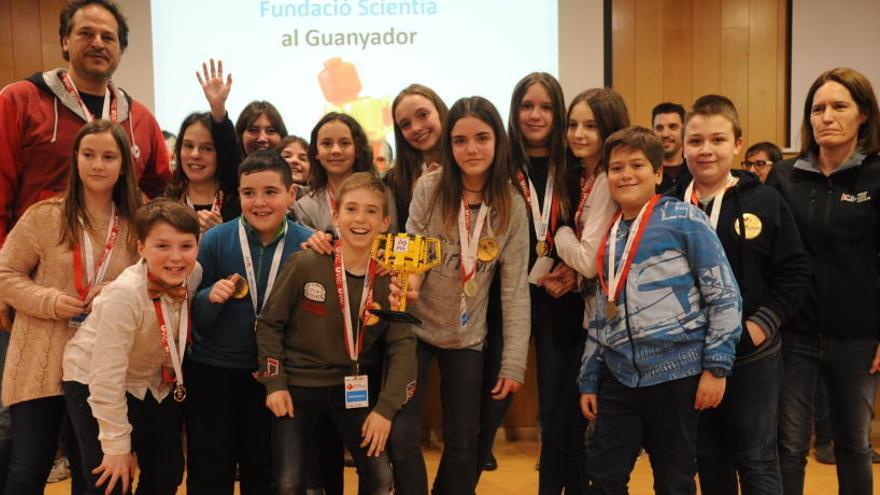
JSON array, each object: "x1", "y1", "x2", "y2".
[{"x1": 742, "y1": 159, "x2": 772, "y2": 170}]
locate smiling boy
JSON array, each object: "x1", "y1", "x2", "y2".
[
  {"x1": 62, "y1": 199, "x2": 202, "y2": 495},
  {"x1": 256, "y1": 172, "x2": 416, "y2": 493},
  {"x1": 671, "y1": 95, "x2": 810, "y2": 495},
  {"x1": 578, "y1": 126, "x2": 741, "y2": 495},
  {"x1": 185, "y1": 149, "x2": 312, "y2": 494}
]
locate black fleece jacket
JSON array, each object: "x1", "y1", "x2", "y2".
[
  {"x1": 767, "y1": 153, "x2": 880, "y2": 341},
  {"x1": 671, "y1": 170, "x2": 811, "y2": 364}
]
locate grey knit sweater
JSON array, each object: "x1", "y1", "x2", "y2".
[{"x1": 406, "y1": 171, "x2": 531, "y2": 383}]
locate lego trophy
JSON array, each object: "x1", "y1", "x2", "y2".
[{"x1": 370, "y1": 233, "x2": 441, "y2": 325}]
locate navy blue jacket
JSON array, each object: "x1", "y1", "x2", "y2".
[
  {"x1": 671, "y1": 170, "x2": 811, "y2": 364},
  {"x1": 191, "y1": 217, "x2": 312, "y2": 370}
]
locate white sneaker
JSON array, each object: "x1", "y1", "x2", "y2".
[{"x1": 46, "y1": 456, "x2": 71, "y2": 483}]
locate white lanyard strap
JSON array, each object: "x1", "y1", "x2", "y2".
[
  {"x1": 457, "y1": 201, "x2": 490, "y2": 278},
  {"x1": 607, "y1": 200, "x2": 652, "y2": 303},
  {"x1": 526, "y1": 172, "x2": 554, "y2": 241},
  {"x1": 684, "y1": 174, "x2": 736, "y2": 230},
  {"x1": 238, "y1": 220, "x2": 287, "y2": 315}
]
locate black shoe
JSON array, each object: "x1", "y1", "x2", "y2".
[
  {"x1": 483, "y1": 453, "x2": 498, "y2": 471},
  {"x1": 815, "y1": 444, "x2": 836, "y2": 465}
]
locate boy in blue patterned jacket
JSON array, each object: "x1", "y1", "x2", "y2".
[{"x1": 578, "y1": 126, "x2": 742, "y2": 495}]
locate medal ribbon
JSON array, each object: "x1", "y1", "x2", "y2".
[
  {"x1": 574, "y1": 173, "x2": 598, "y2": 238},
  {"x1": 597, "y1": 195, "x2": 661, "y2": 305},
  {"x1": 683, "y1": 174, "x2": 736, "y2": 230},
  {"x1": 457, "y1": 198, "x2": 489, "y2": 289},
  {"x1": 184, "y1": 189, "x2": 224, "y2": 215},
  {"x1": 59, "y1": 71, "x2": 118, "y2": 122},
  {"x1": 517, "y1": 169, "x2": 559, "y2": 250},
  {"x1": 333, "y1": 240, "x2": 377, "y2": 365},
  {"x1": 238, "y1": 219, "x2": 287, "y2": 315},
  {"x1": 151, "y1": 292, "x2": 189, "y2": 388},
  {"x1": 72, "y1": 205, "x2": 119, "y2": 300}
]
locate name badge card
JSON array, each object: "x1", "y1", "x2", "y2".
[{"x1": 344, "y1": 374, "x2": 369, "y2": 409}]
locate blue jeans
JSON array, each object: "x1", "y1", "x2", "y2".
[
  {"x1": 587, "y1": 369, "x2": 701, "y2": 495},
  {"x1": 389, "y1": 340, "x2": 483, "y2": 495},
  {"x1": 63, "y1": 381, "x2": 184, "y2": 495},
  {"x1": 697, "y1": 352, "x2": 783, "y2": 495},
  {"x1": 778, "y1": 333, "x2": 880, "y2": 495},
  {"x1": 271, "y1": 385, "x2": 392, "y2": 495}
]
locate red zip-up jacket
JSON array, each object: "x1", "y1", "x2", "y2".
[{"x1": 0, "y1": 69, "x2": 171, "y2": 246}]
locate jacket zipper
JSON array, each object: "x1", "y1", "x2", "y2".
[{"x1": 622, "y1": 286, "x2": 642, "y2": 386}]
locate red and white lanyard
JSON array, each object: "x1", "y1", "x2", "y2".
[
  {"x1": 597, "y1": 195, "x2": 661, "y2": 307},
  {"x1": 684, "y1": 174, "x2": 736, "y2": 230},
  {"x1": 458, "y1": 199, "x2": 489, "y2": 290},
  {"x1": 517, "y1": 169, "x2": 559, "y2": 248},
  {"x1": 333, "y1": 241, "x2": 377, "y2": 366},
  {"x1": 153, "y1": 295, "x2": 189, "y2": 388},
  {"x1": 326, "y1": 188, "x2": 339, "y2": 236},
  {"x1": 184, "y1": 190, "x2": 224, "y2": 215},
  {"x1": 72, "y1": 205, "x2": 119, "y2": 300},
  {"x1": 59, "y1": 71, "x2": 118, "y2": 122},
  {"x1": 238, "y1": 219, "x2": 286, "y2": 315},
  {"x1": 573, "y1": 174, "x2": 597, "y2": 238}
]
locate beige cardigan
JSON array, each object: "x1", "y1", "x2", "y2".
[{"x1": 0, "y1": 197, "x2": 137, "y2": 407}]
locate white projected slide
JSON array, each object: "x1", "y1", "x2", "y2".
[{"x1": 150, "y1": 0, "x2": 558, "y2": 145}]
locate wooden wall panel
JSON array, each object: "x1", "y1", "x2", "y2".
[
  {"x1": 40, "y1": 0, "x2": 67, "y2": 71},
  {"x1": 10, "y1": 0, "x2": 42, "y2": 81},
  {"x1": 612, "y1": 0, "x2": 789, "y2": 154},
  {"x1": 0, "y1": 0, "x2": 14, "y2": 87}
]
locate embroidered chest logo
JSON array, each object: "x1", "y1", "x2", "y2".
[
  {"x1": 304, "y1": 282, "x2": 326, "y2": 302},
  {"x1": 840, "y1": 191, "x2": 872, "y2": 203}
]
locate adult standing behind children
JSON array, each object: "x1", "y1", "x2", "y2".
[
  {"x1": 672, "y1": 95, "x2": 810, "y2": 495},
  {"x1": 185, "y1": 150, "x2": 311, "y2": 494},
  {"x1": 768, "y1": 67, "x2": 880, "y2": 495},
  {"x1": 652, "y1": 102, "x2": 691, "y2": 193},
  {"x1": 0, "y1": 0, "x2": 171, "y2": 246}
]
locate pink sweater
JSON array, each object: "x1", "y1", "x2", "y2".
[{"x1": 0, "y1": 197, "x2": 137, "y2": 407}]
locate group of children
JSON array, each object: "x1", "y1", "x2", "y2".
[{"x1": 0, "y1": 60, "x2": 878, "y2": 495}]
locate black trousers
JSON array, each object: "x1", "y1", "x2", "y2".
[
  {"x1": 182, "y1": 360, "x2": 273, "y2": 495},
  {"x1": 64, "y1": 381, "x2": 184, "y2": 495}
]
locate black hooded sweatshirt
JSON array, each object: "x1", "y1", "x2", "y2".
[
  {"x1": 767, "y1": 152, "x2": 880, "y2": 342},
  {"x1": 671, "y1": 169, "x2": 812, "y2": 364}
]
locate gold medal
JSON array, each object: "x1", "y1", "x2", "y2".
[
  {"x1": 607, "y1": 300, "x2": 618, "y2": 320},
  {"x1": 464, "y1": 278, "x2": 478, "y2": 297},
  {"x1": 231, "y1": 276, "x2": 249, "y2": 299},
  {"x1": 173, "y1": 384, "x2": 187, "y2": 403},
  {"x1": 535, "y1": 241, "x2": 548, "y2": 257},
  {"x1": 366, "y1": 302, "x2": 381, "y2": 326},
  {"x1": 733, "y1": 213, "x2": 763, "y2": 240},
  {"x1": 478, "y1": 237, "x2": 499, "y2": 262}
]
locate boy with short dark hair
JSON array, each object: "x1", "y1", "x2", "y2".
[
  {"x1": 671, "y1": 95, "x2": 810, "y2": 495},
  {"x1": 185, "y1": 149, "x2": 312, "y2": 493},
  {"x1": 256, "y1": 172, "x2": 416, "y2": 493},
  {"x1": 579, "y1": 126, "x2": 742, "y2": 494},
  {"x1": 62, "y1": 198, "x2": 202, "y2": 495}
]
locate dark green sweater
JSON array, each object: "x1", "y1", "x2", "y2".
[{"x1": 256, "y1": 249, "x2": 416, "y2": 420}]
